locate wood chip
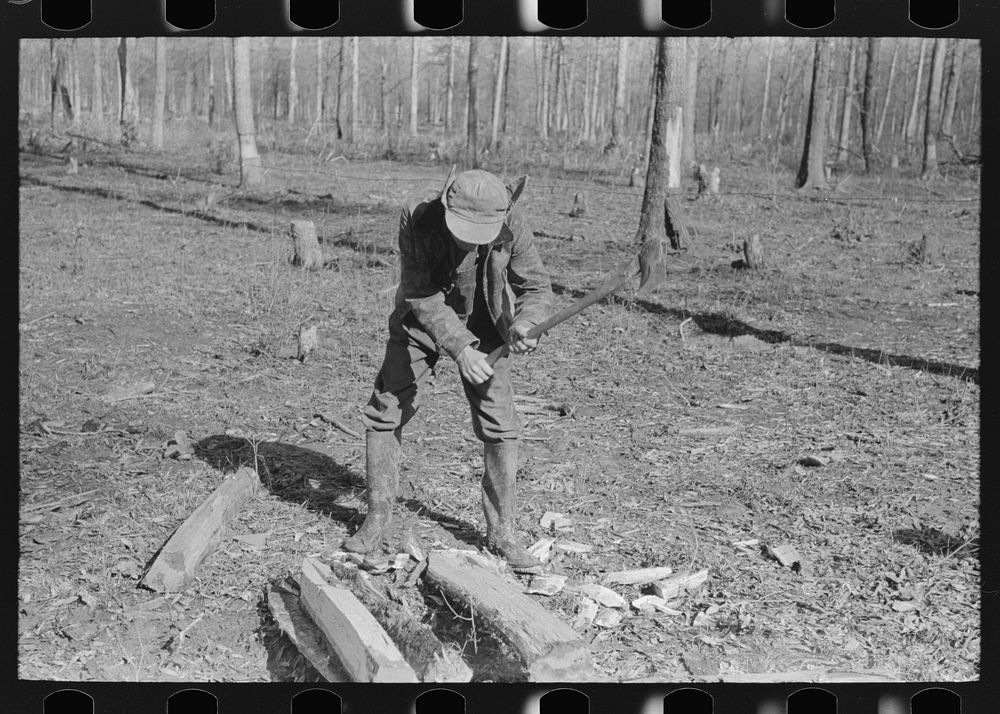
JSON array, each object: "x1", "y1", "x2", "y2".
[
  {"x1": 631, "y1": 595, "x2": 682, "y2": 615},
  {"x1": 527, "y1": 537, "x2": 556, "y2": 562},
  {"x1": 651, "y1": 569, "x2": 709, "y2": 600},
  {"x1": 554, "y1": 541, "x2": 593, "y2": 554},
  {"x1": 540, "y1": 511, "x2": 573, "y2": 531},
  {"x1": 593, "y1": 609, "x2": 622, "y2": 628},
  {"x1": 524, "y1": 574, "x2": 567, "y2": 596},
  {"x1": 603, "y1": 566, "x2": 673, "y2": 586},
  {"x1": 766, "y1": 544, "x2": 802, "y2": 569},
  {"x1": 572, "y1": 599, "x2": 599, "y2": 629},
  {"x1": 575, "y1": 583, "x2": 627, "y2": 608}
]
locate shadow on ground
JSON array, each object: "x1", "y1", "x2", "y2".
[
  {"x1": 893, "y1": 526, "x2": 978, "y2": 560},
  {"x1": 552, "y1": 282, "x2": 979, "y2": 384}
]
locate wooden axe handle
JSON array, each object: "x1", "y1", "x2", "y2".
[{"x1": 485, "y1": 266, "x2": 637, "y2": 366}]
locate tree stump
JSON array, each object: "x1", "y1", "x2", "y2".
[
  {"x1": 66, "y1": 156, "x2": 79, "y2": 175},
  {"x1": 663, "y1": 191, "x2": 691, "y2": 251},
  {"x1": 708, "y1": 167, "x2": 720, "y2": 195},
  {"x1": 628, "y1": 164, "x2": 643, "y2": 188},
  {"x1": 696, "y1": 164, "x2": 709, "y2": 196},
  {"x1": 743, "y1": 234, "x2": 766, "y2": 270},
  {"x1": 569, "y1": 192, "x2": 587, "y2": 218},
  {"x1": 291, "y1": 220, "x2": 324, "y2": 270},
  {"x1": 913, "y1": 235, "x2": 939, "y2": 265},
  {"x1": 297, "y1": 325, "x2": 318, "y2": 361}
]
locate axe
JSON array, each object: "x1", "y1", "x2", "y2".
[{"x1": 485, "y1": 236, "x2": 666, "y2": 366}]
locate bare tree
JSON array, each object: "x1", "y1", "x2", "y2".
[
  {"x1": 875, "y1": 38, "x2": 899, "y2": 146},
  {"x1": 859, "y1": 37, "x2": 878, "y2": 172},
  {"x1": 288, "y1": 37, "x2": 298, "y2": 125},
  {"x1": 91, "y1": 38, "x2": 104, "y2": 119},
  {"x1": 49, "y1": 40, "x2": 74, "y2": 127},
  {"x1": 222, "y1": 38, "x2": 233, "y2": 116},
  {"x1": 758, "y1": 37, "x2": 775, "y2": 139},
  {"x1": 941, "y1": 39, "x2": 967, "y2": 140},
  {"x1": 682, "y1": 37, "x2": 699, "y2": 169},
  {"x1": 796, "y1": 38, "x2": 832, "y2": 190},
  {"x1": 350, "y1": 37, "x2": 359, "y2": 140},
  {"x1": 465, "y1": 36, "x2": 479, "y2": 167},
  {"x1": 152, "y1": 38, "x2": 166, "y2": 150},
  {"x1": 836, "y1": 38, "x2": 857, "y2": 164},
  {"x1": 635, "y1": 37, "x2": 689, "y2": 255},
  {"x1": 921, "y1": 38, "x2": 947, "y2": 179},
  {"x1": 206, "y1": 39, "x2": 215, "y2": 125},
  {"x1": 315, "y1": 38, "x2": 324, "y2": 130},
  {"x1": 490, "y1": 37, "x2": 509, "y2": 150},
  {"x1": 904, "y1": 38, "x2": 928, "y2": 147},
  {"x1": 445, "y1": 37, "x2": 455, "y2": 133},
  {"x1": 232, "y1": 38, "x2": 264, "y2": 188},
  {"x1": 605, "y1": 36, "x2": 629, "y2": 153},
  {"x1": 410, "y1": 38, "x2": 419, "y2": 137},
  {"x1": 117, "y1": 38, "x2": 139, "y2": 146}
]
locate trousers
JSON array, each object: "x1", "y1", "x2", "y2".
[{"x1": 361, "y1": 310, "x2": 521, "y2": 444}]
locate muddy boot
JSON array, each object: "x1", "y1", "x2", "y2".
[
  {"x1": 342, "y1": 429, "x2": 400, "y2": 554},
  {"x1": 481, "y1": 441, "x2": 543, "y2": 573}
]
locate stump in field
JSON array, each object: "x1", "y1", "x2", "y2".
[
  {"x1": 291, "y1": 220, "x2": 324, "y2": 270},
  {"x1": 697, "y1": 165, "x2": 720, "y2": 196},
  {"x1": 743, "y1": 234, "x2": 766, "y2": 270},
  {"x1": 569, "y1": 192, "x2": 587, "y2": 218},
  {"x1": 629, "y1": 163, "x2": 643, "y2": 188},
  {"x1": 66, "y1": 156, "x2": 79, "y2": 175},
  {"x1": 663, "y1": 191, "x2": 691, "y2": 250},
  {"x1": 912, "y1": 234, "x2": 940, "y2": 265}
]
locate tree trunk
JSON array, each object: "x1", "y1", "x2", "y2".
[
  {"x1": 941, "y1": 39, "x2": 967, "y2": 139},
  {"x1": 682, "y1": 37, "x2": 699, "y2": 169},
  {"x1": 315, "y1": 38, "x2": 324, "y2": 129},
  {"x1": 117, "y1": 38, "x2": 139, "y2": 147},
  {"x1": 758, "y1": 37, "x2": 775, "y2": 140},
  {"x1": 91, "y1": 38, "x2": 104, "y2": 119},
  {"x1": 465, "y1": 37, "x2": 479, "y2": 167},
  {"x1": 605, "y1": 37, "x2": 629, "y2": 152},
  {"x1": 351, "y1": 37, "x2": 360, "y2": 140},
  {"x1": 836, "y1": 38, "x2": 857, "y2": 164},
  {"x1": 904, "y1": 38, "x2": 927, "y2": 147},
  {"x1": 206, "y1": 38, "x2": 215, "y2": 125},
  {"x1": 709, "y1": 38, "x2": 727, "y2": 143},
  {"x1": 410, "y1": 38, "x2": 419, "y2": 137},
  {"x1": 445, "y1": 37, "x2": 455, "y2": 133},
  {"x1": 502, "y1": 37, "x2": 513, "y2": 134},
  {"x1": 553, "y1": 40, "x2": 565, "y2": 137},
  {"x1": 152, "y1": 38, "x2": 166, "y2": 150},
  {"x1": 491, "y1": 37, "x2": 508, "y2": 150},
  {"x1": 232, "y1": 38, "x2": 264, "y2": 188},
  {"x1": 875, "y1": 38, "x2": 899, "y2": 147},
  {"x1": 636, "y1": 38, "x2": 689, "y2": 255},
  {"x1": 334, "y1": 37, "x2": 343, "y2": 139},
  {"x1": 288, "y1": 37, "x2": 298, "y2": 126},
  {"x1": 589, "y1": 38, "x2": 602, "y2": 143},
  {"x1": 921, "y1": 38, "x2": 947, "y2": 179},
  {"x1": 775, "y1": 41, "x2": 798, "y2": 143},
  {"x1": 223, "y1": 38, "x2": 233, "y2": 117},
  {"x1": 796, "y1": 39, "x2": 832, "y2": 189},
  {"x1": 734, "y1": 39, "x2": 753, "y2": 138},
  {"x1": 538, "y1": 40, "x2": 550, "y2": 140},
  {"x1": 859, "y1": 37, "x2": 878, "y2": 172},
  {"x1": 69, "y1": 40, "x2": 81, "y2": 125},
  {"x1": 378, "y1": 42, "x2": 388, "y2": 132}
]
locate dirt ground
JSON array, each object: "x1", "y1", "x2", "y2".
[{"x1": 17, "y1": 135, "x2": 979, "y2": 684}]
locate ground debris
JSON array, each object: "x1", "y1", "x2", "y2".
[{"x1": 651, "y1": 569, "x2": 709, "y2": 600}]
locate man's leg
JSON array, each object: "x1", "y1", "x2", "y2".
[
  {"x1": 344, "y1": 313, "x2": 437, "y2": 554},
  {"x1": 461, "y1": 351, "x2": 542, "y2": 572}
]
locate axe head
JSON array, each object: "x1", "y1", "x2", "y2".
[
  {"x1": 636, "y1": 236, "x2": 667, "y2": 294},
  {"x1": 506, "y1": 175, "x2": 528, "y2": 211}
]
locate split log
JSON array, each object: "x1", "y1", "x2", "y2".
[
  {"x1": 324, "y1": 559, "x2": 472, "y2": 682},
  {"x1": 425, "y1": 549, "x2": 593, "y2": 681},
  {"x1": 663, "y1": 191, "x2": 691, "y2": 250},
  {"x1": 141, "y1": 466, "x2": 259, "y2": 592},
  {"x1": 299, "y1": 557, "x2": 418, "y2": 682},
  {"x1": 652, "y1": 568, "x2": 709, "y2": 600},
  {"x1": 290, "y1": 220, "x2": 324, "y2": 270},
  {"x1": 743, "y1": 234, "x2": 766, "y2": 269},
  {"x1": 603, "y1": 566, "x2": 673, "y2": 587},
  {"x1": 569, "y1": 192, "x2": 587, "y2": 217},
  {"x1": 266, "y1": 580, "x2": 347, "y2": 682}
]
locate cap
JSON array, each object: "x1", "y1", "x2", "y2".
[{"x1": 442, "y1": 169, "x2": 509, "y2": 245}]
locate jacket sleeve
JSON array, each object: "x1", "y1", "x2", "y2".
[
  {"x1": 504, "y1": 209, "x2": 554, "y2": 331},
  {"x1": 397, "y1": 203, "x2": 480, "y2": 360}
]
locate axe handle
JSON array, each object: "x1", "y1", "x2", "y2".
[{"x1": 485, "y1": 267, "x2": 637, "y2": 366}]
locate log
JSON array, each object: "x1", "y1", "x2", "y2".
[
  {"x1": 290, "y1": 220, "x2": 324, "y2": 270},
  {"x1": 743, "y1": 234, "x2": 766, "y2": 269},
  {"x1": 425, "y1": 549, "x2": 593, "y2": 681},
  {"x1": 266, "y1": 580, "x2": 347, "y2": 682},
  {"x1": 141, "y1": 466, "x2": 259, "y2": 592},
  {"x1": 324, "y1": 560, "x2": 472, "y2": 682},
  {"x1": 299, "y1": 557, "x2": 418, "y2": 682},
  {"x1": 603, "y1": 566, "x2": 673, "y2": 587},
  {"x1": 652, "y1": 568, "x2": 709, "y2": 600}
]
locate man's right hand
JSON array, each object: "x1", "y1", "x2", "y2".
[{"x1": 456, "y1": 345, "x2": 494, "y2": 385}]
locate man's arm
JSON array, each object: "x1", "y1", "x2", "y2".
[
  {"x1": 504, "y1": 209, "x2": 554, "y2": 331},
  {"x1": 397, "y1": 202, "x2": 480, "y2": 361}
]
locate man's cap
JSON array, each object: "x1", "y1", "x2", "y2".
[{"x1": 441, "y1": 169, "x2": 509, "y2": 245}]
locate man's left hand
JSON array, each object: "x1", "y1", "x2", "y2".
[{"x1": 507, "y1": 324, "x2": 538, "y2": 355}]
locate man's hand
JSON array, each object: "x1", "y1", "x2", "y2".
[
  {"x1": 507, "y1": 324, "x2": 539, "y2": 355},
  {"x1": 456, "y1": 345, "x2": 495, "y2": 384}
]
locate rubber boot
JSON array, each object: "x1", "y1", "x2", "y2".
[
  {"x1": 481, "y1": 441, "x2": 543, "y2": 573},
  {"x1": 342, "y1": 429, "x2": 400, "y2": 554}
]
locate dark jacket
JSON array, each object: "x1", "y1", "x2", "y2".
[{"x1": 393, "y1": 192, "x2": 553, "y2": 360}]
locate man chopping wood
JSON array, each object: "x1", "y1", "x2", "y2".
[{"x1": 343, "y1": 168, "x2": 554, "y2": 572}]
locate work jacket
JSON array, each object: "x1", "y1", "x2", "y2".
[{"x1": 392, "y1": 192, "x2": 553, "y2": 360}]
